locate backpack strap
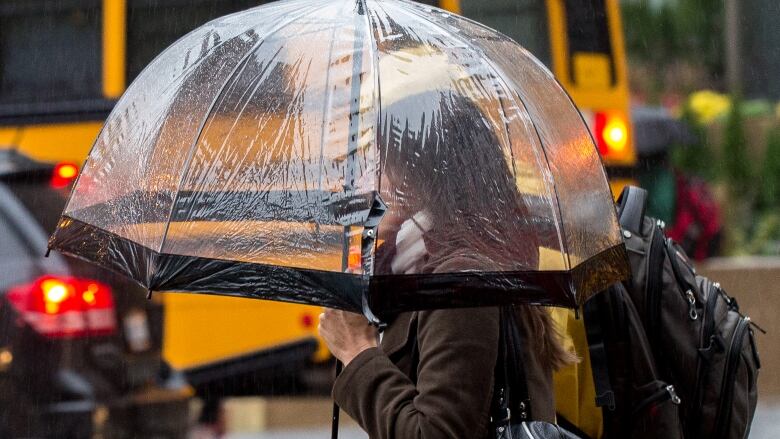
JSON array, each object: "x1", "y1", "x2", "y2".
[
  {"x1": 583, "y1": 293, "x2": 616, "y2": 410},
  {"x1": 582, "y1": 187, "x2": 648, "y2": 412},
  {"x1": 616, "y1": 186, "x2": 648, "y2": 235}
]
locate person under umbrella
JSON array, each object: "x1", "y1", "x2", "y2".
[
  {"x1": 48, "y1": 0, "x2": 628, "y2": 317},
  {"x1": 319, "y1": 95, "x2": 577, "y2": 439},
  {"x1": 44, "y1": 1, "x2": 630, "y2": 435}
]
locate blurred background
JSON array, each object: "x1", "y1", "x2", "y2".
[{"x1": 0, "y1": 0, "x2": 778, "y2": 438}]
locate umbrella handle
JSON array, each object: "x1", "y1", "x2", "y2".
[{"x1": 331, "y1": 360, "x2": 343, "y2": 439}]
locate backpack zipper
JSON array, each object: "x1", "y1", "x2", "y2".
[
  {"x1": 689, "y1": 278, "x2": 721, "y2": 438},
  {"x1": 704, "y1": 282, "x2": 721, "y2": 342},
  {"x1": 665, "y1": 238, "x2": 700, "y2": 321},
  {"x1": 685, "y1": 289, "x2": 698, "y2": 320},
  {"x1": 714, "y1": 316, "x2": 750, "y2": 438},
  {"x1": 631, "y1": 384, "x2": 681, "y2": 418}
]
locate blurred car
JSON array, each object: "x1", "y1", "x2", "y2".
[{"x1": 0, "y1": 149, "x2": 191, "y2": 439}]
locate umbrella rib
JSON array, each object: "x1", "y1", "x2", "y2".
[
  {"x1": 387, "y1": 2, "x2": 571, "y2": 270},
  {"x1": 157, "y1": 0, "x2": 332, "y2": 254},
  {"x1": 340, "y1": 0, "x2": 370, "y2": 272},
  {"x1": 363, "y1": 0, "x2": 384, "y2": 274}
]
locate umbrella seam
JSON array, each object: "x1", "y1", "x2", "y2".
[
  {"x1": 340, "y1": 0, "x2": 370, "y2": 272},
  {"x1": 157, "y1": 0, "x2": 332, "y2": 254},
  {"x1": 363, "y1": 0, "x2": 384, "y2": 276}
]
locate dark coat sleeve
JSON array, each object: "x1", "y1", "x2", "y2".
[{"x1": 333, "y1": 306, "x2": 500, "y2": 439}]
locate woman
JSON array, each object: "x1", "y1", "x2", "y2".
[{"x1": 319, "y1": 93, "x2": 574, "y2": 439}]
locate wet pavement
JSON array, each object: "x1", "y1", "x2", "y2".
[
  {"x1": 200, "y1": 399, "x2": 780, "y2": 439},
  {"x1": 223, "y1": 428, "x2": 367, "y2": 439},
  {"x1": 748, "y1": 400, "x2": 780, "y2": 438}
]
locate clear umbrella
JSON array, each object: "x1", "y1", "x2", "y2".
[{"x1": 49, "y1": 0, "x2": 629, "y2": 320}]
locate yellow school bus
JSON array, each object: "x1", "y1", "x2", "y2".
[
  {"x1": 0, "y1": 0, "x2": 633, "y2": 396},
  {"x1": 441, "y1": 0, "x2": 635, "y2": 194}
]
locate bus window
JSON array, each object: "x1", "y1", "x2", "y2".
[
  {"x1": 0, "y1": 1, "x2": 102, "y2": 106},
  {"x1": 563, "y1": 0, "x2": 615, "y2": 88},
  {"x1": 458, "y1": 0, "x2": 551, "y2": 67},
  {"x1": 126, "y1": 0, "x2": 262, "y2": 83}
]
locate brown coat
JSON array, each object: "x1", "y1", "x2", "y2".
[{"x1": 333, "y1": 261, "x2": 556, "y2": 438}]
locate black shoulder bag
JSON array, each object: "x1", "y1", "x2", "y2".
[{"x1": 491, "y1": 306, "x2": 581, "y2": 439}]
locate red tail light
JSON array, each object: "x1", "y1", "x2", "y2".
[
  {"x1": 50, "y1": 163, "x2": 79, "y2": 189},
  {"x1": 7, "y1": 276, "x2": 116, "y2": 338},
  {"x1": 594, "y1": 111, "x2": 628, "y2": 157}
]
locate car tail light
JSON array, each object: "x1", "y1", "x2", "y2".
[
  {"x1": 50, "y1": 162, "x2": 79, "y2": 189},
  {"x1": 594, "y1": 111, "x2": 629, "y2": 157},
  {"x1": 7, "y1": 276, "x2": 116, "y2": 338}
]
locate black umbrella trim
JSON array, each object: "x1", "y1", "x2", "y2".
[
  {"x1": 49, "y1": 215, "x2": 366, "y2": 311},
  {"x1": 49, "y1": 215, "x2": 629, "y2": 315},
  {"x1": 366, "y1": 243, "x2": 630, "y2": 315}
]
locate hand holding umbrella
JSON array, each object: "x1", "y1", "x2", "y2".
[{"x1": 319, "y1": 309, "x2": 379, "y2": 367}]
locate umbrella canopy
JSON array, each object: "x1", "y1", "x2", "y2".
[{"x1": 49, "y1": 0, "x2": 629, "y2": 317}]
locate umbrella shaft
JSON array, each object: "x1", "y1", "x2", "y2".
[{"x1": 331, "y1": 360, "x2": 344, "y2": 439}]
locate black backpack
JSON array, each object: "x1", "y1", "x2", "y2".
[{"x1": 582, "y1": 186, "x2": 761, "y2": 439}]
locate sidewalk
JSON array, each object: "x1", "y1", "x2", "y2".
[
  {"x1": 219, "y1": 406, "x2": 780, "y2": 439},
  {"x1": 225, "y1": 428, "x2": 367, "y2": 439},
  {"x1": 749, "y1": 400, "x2": 780, "y2": 439}
]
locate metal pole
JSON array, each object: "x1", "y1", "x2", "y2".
[{"x1": 724, "y1": 0, "x2": 741, "y2": 95}]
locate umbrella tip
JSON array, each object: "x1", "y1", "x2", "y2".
[
  {"x1": 44, "y1": 248, "x2": 51, "y2": 258},
  {"x1": 146, "y1": 289, "x2": 153, "y2": 300}
]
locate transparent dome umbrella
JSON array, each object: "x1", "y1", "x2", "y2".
[{"x1": 48, "y1": 0, "x2": 630, "y2": 322}]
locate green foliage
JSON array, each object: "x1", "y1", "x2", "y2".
[
  {"x1": 721, "y1": 98, "x2": 752, "y2": 195},
  {"x1": 621, "y1": 0, "x2": 724, "y2": 80},
  {"x1": 760, "y1": 126, "x2": 780, "y2": 209},
  {"x1": 675, "y1": 0, "x2": 724, "y2": 76},
  {"x1": 622, "y1": 2, "x2": 678, "y2": 62},
  {"x1": 670, "y1": 106, "x2": 715, "y2": 180},
  {"x1": 746, "y1": 212, "x2": 780, "y2": 256}
]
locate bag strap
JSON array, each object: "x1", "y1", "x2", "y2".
[
  {"x1": 409, "y1": 317, "x2": 420, "y2": 384},
  {"x1": 584, "y1": 293, "x2": 616, "y2": 410},
  {"x1": 411, "y1": 308, "x2": 532, "y2": 425},
  {"x1": 617, "y1": 186, "x2": 648, "y2": 235},
  {"x1": 492, "y1": 306, "x2": 531, "y2": 425}
]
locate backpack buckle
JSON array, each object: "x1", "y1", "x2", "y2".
[{"x1": 595, "y1": 391, "x2": 616, "y2": 411}]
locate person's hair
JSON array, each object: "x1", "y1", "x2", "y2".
[{"x1": 380, "y1": 93, "x2": 576, "y2": 370}]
